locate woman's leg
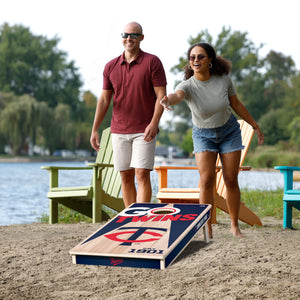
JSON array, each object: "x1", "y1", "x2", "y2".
[
  {"x1": 220, "y1": 150, "x2": 244, "y2": 237},
  {"x1": 195, "y1": 151, "x2": 218, "y2": 238}
]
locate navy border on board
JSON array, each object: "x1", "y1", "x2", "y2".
[{"x1": 164, "y1": 210, "x2": 209, "y2": 268}]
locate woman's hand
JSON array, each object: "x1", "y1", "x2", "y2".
[
  {"x1": 255, "y1": 127, "x2": 264, "y2": 145},
  {"x1": 160, "y1": 96, "x2": 172, "y2": 111}
]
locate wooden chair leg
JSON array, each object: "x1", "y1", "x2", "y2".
[
  {"x1": 283, "y1": 201, "x2": 293, "y2": 229},
  {"x1": 49, "y1": 199, "x2": 58, "y2": 224},
  {"x1": 211, "y1": 205, "x2": 217, "y2": 224}
]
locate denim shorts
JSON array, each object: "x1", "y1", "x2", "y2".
[{"x1": 192, "y1": 114, "x2": 244, "y2": 154}]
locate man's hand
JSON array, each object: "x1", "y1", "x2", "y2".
[
  {"x1": 143, "y1": 124, "x2": 158, "y2": 142},
  {"x1": 90, "y1": 131, "x2": 100, "y2": 151}
]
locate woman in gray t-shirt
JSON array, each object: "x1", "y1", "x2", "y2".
[{"x1": 161, "y1": 43, "x2": 264, "y2": 238}]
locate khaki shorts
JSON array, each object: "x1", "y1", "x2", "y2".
[{"x1": 111, "y1": 133, "x2": 156, "y2": 171}]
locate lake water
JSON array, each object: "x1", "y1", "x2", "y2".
[{"x1": 0, "y1": 161, "x2": 299, "y2": 226}]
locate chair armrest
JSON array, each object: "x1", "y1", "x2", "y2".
[
  {"x1": 41, "y1": 166, "x2": 93, "y2": 189},
  {"x1": 154, "y1": 164, "x2": 252, "y2": 190},
  {"x1": 274, "y1": 166, "x2": 300, "y2": 191},
  {"x1": 239, "y1": 166, "x2": 252, "y2": 171},
  {"x1": 154, "y1": 166, "x2": 198, "y2": 171},
  {"x1": 154, "y1": 166, "x2": 198, "y2": 190},
  {"x1": 86, "y1": 163, "x2": 114, "y2": 168},
  {"x1": 275, "y1": 166, "x2": 300, "y2": 171},
  {"x1": 41, "y1": 166, "x2": 92, "y2": 170}
]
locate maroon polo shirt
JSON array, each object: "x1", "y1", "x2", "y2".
[{"x1": 103, "y1": 50, "x2": 167, "y2": 134}]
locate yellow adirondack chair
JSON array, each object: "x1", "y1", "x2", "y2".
[
  {"x1": 41, "y1": 127, "x2": 124, "y2": 224},
  {"x1": 154, "y1": 120, "x2": 262, "y2": 226}
]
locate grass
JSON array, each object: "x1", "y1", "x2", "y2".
[
  {"x1": 240, "y1": 188, "x2": 286, "y2": 219},
  {"x1": 38, "y1": 206, "x2": 93, "y2": 224}
]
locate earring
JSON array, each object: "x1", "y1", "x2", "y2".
[
  {"x1": 188, "y1": 64, "x2": 192, "y2": 70},
  {"x1": 208, "y1": 63, "x2": 212, "y2": 69}
]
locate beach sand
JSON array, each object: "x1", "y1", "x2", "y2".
[{"x1": 1, "y1": 216, "x2": 299, "y2": 300}]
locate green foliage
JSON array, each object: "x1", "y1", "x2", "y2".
[
  {"x1": 237, "y1": 72, "x2": 266, "y2": 120},
  {"x1": 244, "y1": 146, "x2": 300, "y2": 168},
  {"x1": 263, "y1": 50, "x2": 296, "y2": 82},
  {"x1": 0, "y1": 24, "x2": 115, "y2": 155},
  {"x1": 283, "y1": 73, "x2": 300, "y2": 112},
  {"x1": 38, "y1": 205, "x2": 92, "y2": 223},
  {"x1": 258, "y1": 109, "x2": 290, "y2": 145},
  {"x1": 0, "y1": 23, "x2": 82, "y2": 115},
  {"x1": 180, "y1": 128, "x2": 193, "y2": 154},
  {"x1": 288, "y1": 116, "x2": 300, "y2": 149},
  {"x1": 0, "y1": 94, "x2": 46, "y2": 154}
]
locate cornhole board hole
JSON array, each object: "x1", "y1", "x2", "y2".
[{"x1": 70, "y1": 203, "x2": 211, "y2": 270}]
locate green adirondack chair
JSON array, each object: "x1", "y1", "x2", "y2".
[{"x1": 41, "y1": 127, "x2": 124, "y2": 224}]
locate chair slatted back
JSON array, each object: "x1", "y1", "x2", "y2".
[
  {"x1": 95, "y1": 128, "x2": 121, "y2": 198},
  {"x1": 216, "y1": 120, "x2": 254, "y2": 198}
]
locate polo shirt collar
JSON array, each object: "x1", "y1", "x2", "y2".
[{"x1": 120, "y1": 49, "x2": 144, "y2": 65}]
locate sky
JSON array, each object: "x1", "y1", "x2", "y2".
[{"x1": 1, "y1": 0, "x2": 300, "y2": 99}]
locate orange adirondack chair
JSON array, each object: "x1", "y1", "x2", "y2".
[{"x1": 154, "y1": 120, "x2": 262, "y2": 226}]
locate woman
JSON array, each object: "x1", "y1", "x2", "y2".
[{"x1": 160, "y1": 43, "x2": 264, "y2": 238}]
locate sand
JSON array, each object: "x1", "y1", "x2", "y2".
[{"x1": 1, "y1": 216, "x2": 299, "y2": 300}]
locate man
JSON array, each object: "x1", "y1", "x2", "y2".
[{"x1": 90, "y1": 22, "x2": 167, "y2": 207}]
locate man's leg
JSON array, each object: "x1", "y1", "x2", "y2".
[
  {"x1": 131, "y1": 134, "x2": 156, "y2": 203},
  {"x1": 111, "y1": 133, "x2": 136, "y2": 207},
  {"x1": 120, "y1": 169, "x2": 136, "y2": 207},
  {"x1": 135, "y1": 168, "x2": 152, "y2": 203}
]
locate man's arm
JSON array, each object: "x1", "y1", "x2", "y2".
[
  {"x1": 90, "y1": 89, "x2": 113, "y2": 151},
  {"x1": 143, "y1": 86, "x2": 166, "y2": 142}
]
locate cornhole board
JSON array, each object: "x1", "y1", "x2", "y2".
[{"x1": 70, "y1": 203, "x2": 211, "y2": 270}]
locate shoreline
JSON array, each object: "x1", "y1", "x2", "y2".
[
  {"x1": 0, "y1": 156, "x2": 285, "y2": 173},
  {"x1": 0, "y1": 155, "x2": 276, "y2": 170},
  {"x1": 0, "y1": 156, "x2": 95, "y2": 163}
]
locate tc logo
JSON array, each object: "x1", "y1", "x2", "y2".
[{"x1": 104, "y1": 226, "x2": 167, "y2": 246}]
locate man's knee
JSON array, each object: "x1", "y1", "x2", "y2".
[
  {"x1": 120, "y1": 169, "x2": 135, "y2": 184},
  {"x1": 135, "y1": 168, "x2": 150, "y2": 183}
]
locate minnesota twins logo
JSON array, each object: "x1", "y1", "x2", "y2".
[{"x1": 104, "y1": 226, "x2": 167, "y2": 246}]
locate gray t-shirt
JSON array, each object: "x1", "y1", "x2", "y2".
[{"x1": 175, "y1": 75, "x2": 236, "y2": 128}]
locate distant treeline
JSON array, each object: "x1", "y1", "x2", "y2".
[{"x1": 1, "y1": 24, "x2": 300, "y2": 160}]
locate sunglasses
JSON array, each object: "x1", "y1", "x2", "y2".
[
  {"x1": 189, "y1": 55, "x2": 207, "y2": 61},
  {"x1": 121, "y1": 33, "x2": 142, "y2": 39}
]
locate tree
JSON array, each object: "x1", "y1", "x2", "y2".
[
  {"x1": 0, "y1": 94, "x2": 46, "y2": 154},
  {"x1": 258, "y1": 108, "x2": 290, "y2": 145},
  {"x1": 180, "y1": 128, "x2": 193, "y2": 155},
  {"x1": 282, "y1": 73, "x2": 300, "y2": 115},
  {"x1": 0, "y1": 23, "x2": 82, "y2": 117},
  {"x1": 260, "y1": 51, "x2": 297, "y2": 113},
  {"x1": 288, "y1": 116, "x2": 300, "y2": 150},
  {"x1": 263, "y1": 51, "x2": 296, "y2": 83}
]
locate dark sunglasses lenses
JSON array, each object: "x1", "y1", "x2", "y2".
[
  {"x1": 189, "y1": 55, "x2": 206, "y2": 61},
  {"x1": 121, "y1": 33, "x2": 141, "y2": 39}
]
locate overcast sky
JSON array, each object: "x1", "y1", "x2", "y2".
[{"x1": 2, "y1": 0, "x2": 300, "y2": 98}]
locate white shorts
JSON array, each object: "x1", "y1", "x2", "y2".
[{"x1": 111, "y1": 133, "x2": 156, "y2": 171}]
